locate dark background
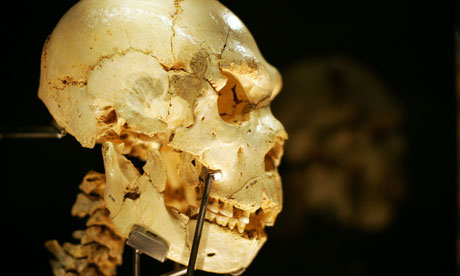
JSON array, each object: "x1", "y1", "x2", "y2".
[{"x1": 0, "y1": 1, "x2": 456, "y2": 275}]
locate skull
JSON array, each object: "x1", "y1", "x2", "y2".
[{"x1": 38, "y1": 0, "x2": 287, "y2": 273}]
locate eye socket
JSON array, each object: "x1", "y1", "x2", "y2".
[{"x1": 217, "y1": 73, "x2": 252, "y2": 124}]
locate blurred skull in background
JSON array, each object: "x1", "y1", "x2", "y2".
[{"x1": 273, "y1": 56, "x2": 405, "y2": 233}]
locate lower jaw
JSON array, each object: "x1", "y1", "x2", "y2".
[
  {"x1": 157, "y1": 203, "x2": 268, "y2": 273},
  {"x1": 181, "y1": 217, "x2": 267, "y2": 273},
  {"x1": 102, "y1": 141, "x2": 267, "y2": 273},
  {"x1": 110, "y1": 179, "x2": 267, "y2": 273}
]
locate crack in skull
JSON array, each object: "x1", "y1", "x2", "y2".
[{"x1": 38, "y1": 0, "x2": 287, "y2": 274}]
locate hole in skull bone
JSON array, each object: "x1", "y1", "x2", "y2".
[
  {"x1": 125, "y1": 155, "x2": 146, "y2": 174},
  {"x1": 124, "y1": 186, "x2": 140, "y2": 201},
  {"x1": 217, "y1": 73, "x2": 252, "y2": 124},
  {"x1": 100, "y1": 109, "x2": 118, "y2": 124}
]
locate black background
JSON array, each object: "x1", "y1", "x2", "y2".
[{"x1": 0, "y1": 1, "x2": 456, "y2": 275}]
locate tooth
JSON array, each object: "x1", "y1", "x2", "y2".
[
  {"x1": 228, "y1": 218, "x2": 237, "y2": 230},
  {"x1": 239, "y1": 216, "x2": 249, "y2": 224},
  {"x1": 262, "y1": 209, "x2": 276, "y2": 225},
  {"x1": 219, "y1": 202, "x2": 233, "y2": 217},
  {"x1": 239, "y1": 210, "x2": 250, "y2": 224},
  {"x1": 237, "y1": 221, "x2": 247, "y2": 233},
  {"x1": 215, "y1": 214, "x2": 229, "y2": 227},
  {"x1": 208, "y1": 198, "x2": 219, "y2": 213},
  {"x1": 205, "y1": 211, "x2": 216, "y2": 222}
]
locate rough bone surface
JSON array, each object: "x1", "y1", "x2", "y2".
[
  {"x1": 46, "y1": 171, "x2": 125, "y2": 276},
  {"x1": 39, "y1": 0, "x2": 286, "y2": 274}
]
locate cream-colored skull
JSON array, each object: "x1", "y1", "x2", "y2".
[{"x1": 38, "y1": 0, "x2": 287, "y2": 273}]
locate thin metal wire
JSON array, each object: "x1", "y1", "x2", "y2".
[
  {"x1": 0, "y1": 123, "x2": 66, "y2": 140},
  {"x1": 134, "y1": 249, "x2": 140, "y2": 276},
  {"x1": 186, "y1": 172, "x2": 213, "y2": 276},
  {"x1": 160, "y1": 266, "x2": 187, "y2": 276}
]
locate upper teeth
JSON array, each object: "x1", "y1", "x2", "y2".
[
  {"x1": 228, "y1": 218, "x2": 238, "y2": 230},
  {"x1": 207, "y1": 198, "x2": 219, "y2": 213},
  {"x1": 204, "y1": 198, "x2": 251, "y2": 234},
  {"x1": 219, "y1": 202, "x2": 233, "y2": 217}
]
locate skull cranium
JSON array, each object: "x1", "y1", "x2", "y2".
[{"x1": 39, "y1": 0, "x2": 287, "y2": 273}]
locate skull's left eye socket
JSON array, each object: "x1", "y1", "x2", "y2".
[{"x1": 217, "y1": 73, "x2": 252, "y2": 124}]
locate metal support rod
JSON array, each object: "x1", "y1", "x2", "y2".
[
  {"x1": 0, "y1": 124, "x2": 66, "y2": 140},
  {"x1": 160, "y1": 266, "x2": 187, "y2": 276},
  {"x1": 186, "y1": 172, "x2": 214, "y2": 276},
  {"x1": 133, "y1": 249, "x2": 140, "y2": 276}
]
